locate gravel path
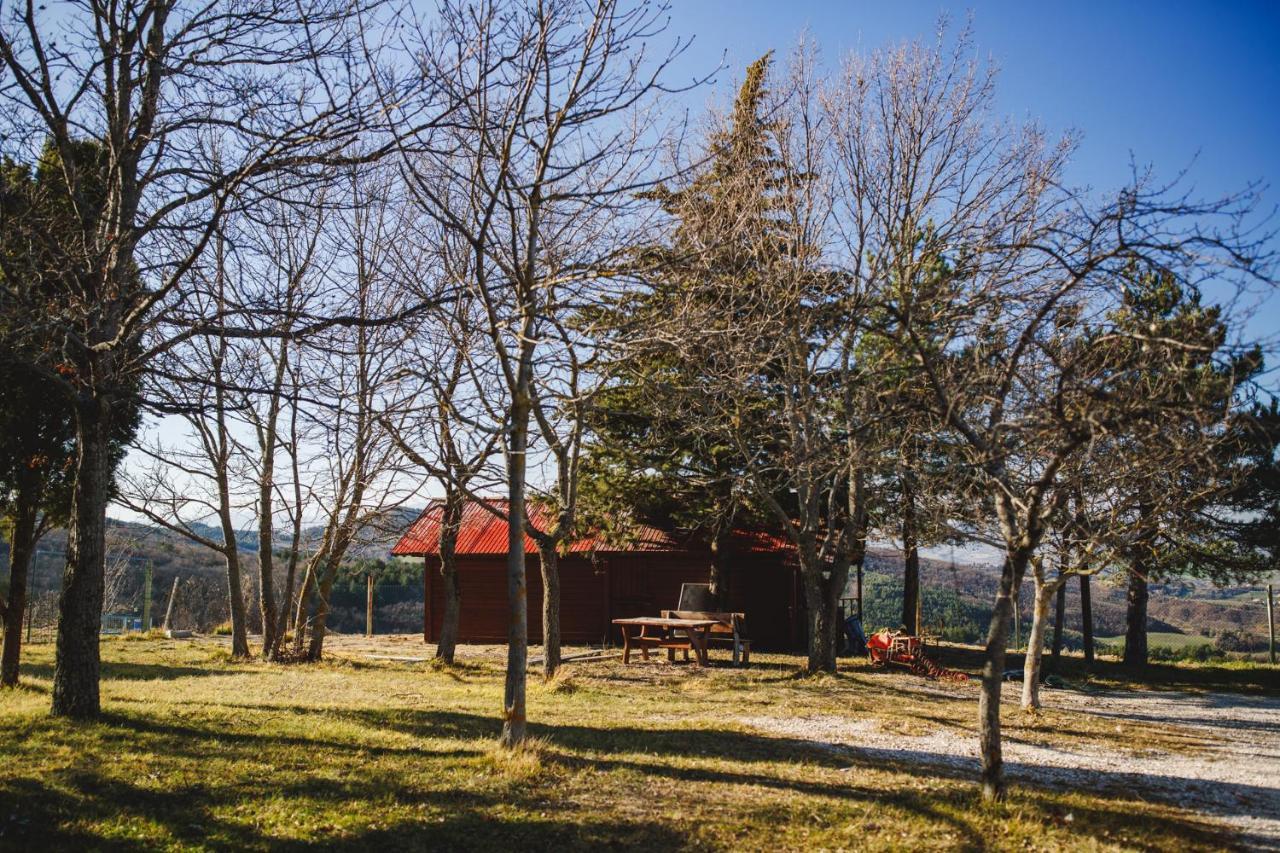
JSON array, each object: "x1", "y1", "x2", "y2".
[{"x1": 741, "y1": 686, "x2": 1280, "y2": 849}]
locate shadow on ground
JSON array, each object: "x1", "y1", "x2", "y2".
[
  {"x1": 18, "y1": 659, "x2": 231, "y2": 683},
  {"x1": 0, "y1": 699, "x2": 1245, "y2": 851},
  {"x1": 930, "y1": 644, "x2": 1280, "y2": 695}
]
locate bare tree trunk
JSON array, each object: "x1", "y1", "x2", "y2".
[
  {"x1": 500, "y1": 389, "x2": 531, "y2": 747},
  {"x1": 538, "y1": 544, "x2": 562, "y2": 677},
  {"x1": 280, "y1": 545, "x2": 301, "y2": 641},
  {"x1": 301, "y1": 471, "x2": 371, "y2": 662},
  {"x1": 291, "y1": 561, "x2": 320, "y2": 656},
  {"x1": 900, "y1": 474, "x2": 920, "y2": 634},
  {"x1": 257, "y1": 338, "x2": 291, "y2": 659},
  {"x1": 257, "y1": 470, "x2": 279, "y2": 658},
  {"x1": 1080, "y1": 573, "x2": 1094, "y2": 666},
  {"x1": 802, "y1": 558, "x2": 849, "y2": 674},
  {"x1": 218, "y1": 472, "x2": 250, "y2": 659},
  {"x1": 707, "y1": 526, "x2": 729, "y2": 605},
  {"x1": 979, "y1": 555, "x2": 1025, "y2": 801},
  {"x1": 52, "y1": 396, "x2": 111, "y2": 718},
  {"x1": 435, "y1": 492, "x2": 464, "y2": 664},
  {"x1": 1, "y1": 473, "x2": 39, "y2": 687},
  {"x1": 802, "y1": 573, "x2": 826, "y2": 673},
  {"x1": 306, "y1": 554, "x2": 346, "y2": 662},
  {"x1": 279, "y1": 399, "x2": 305, "y2": 643},
  {"x1": 826, "y1": 572, "x2": 847, "y2": 666},
  {"x1": 1021, "y1": 579, "x2": 1053, "y2": 710},
  {"x1": 216, "y1": 437, "x2": 250, "y2": 658},
  {"x1": 222, "y1": 548, "x2": 250, "y2": 658},
  {"x1": 1123, "y1": 566, "x2": 1149, "y2": 667},
  {"x1": 1049, "y1": 580, "x2": 1066, "y2": 676},
  {"x1": 436, "y1": 559, "x2": 461, "y2": 664},
  {"x1": 258, "y1": 549, "x2": 279, "y2": 657}
]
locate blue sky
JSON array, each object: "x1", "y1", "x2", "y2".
[
  {"x1": 662, "y1": 1, "x2": 1280, "y2": 371},
  {"x1": 114, "y1": 2, "x2": 1280, "y2": 540}
]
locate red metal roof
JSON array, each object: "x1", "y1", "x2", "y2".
[
  {"x1": 391, "y1": 498, "x2": 794, "y2": 558},
  {"x1": 391, "y1": 499, "x2": 683, "y2": 556},
  {"x1": 728, "y1": 528, "x2": 794, "y2": 554}
]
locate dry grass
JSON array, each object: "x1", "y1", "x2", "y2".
[
  {"x1": 481, "y1": 735, "x2": 556, "y2": 782},
  {"x1": 0, "y1": 635, "x2": 1267, "y2": 851},
  {"x1": 541, "y1": 668, "x2": 580, "y2": 694}
]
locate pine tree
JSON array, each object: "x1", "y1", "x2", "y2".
[
  {"x1": 0, "y1": 142, "x2": 139, "y2": 687},
  {"x1": 582, "y1": 54, "x2": 793, "y2": 598}
]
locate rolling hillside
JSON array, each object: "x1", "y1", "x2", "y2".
[
  {"x1": 859, "y1": 547, "x2": 1275, "y2": 655},
  {"x1": 5, "y1": 516, "x2": 1273, "y2": 652}
]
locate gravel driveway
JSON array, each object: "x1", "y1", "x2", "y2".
[{"x1": 741, "y1": 684, "x2": 1280, "y2": 849}]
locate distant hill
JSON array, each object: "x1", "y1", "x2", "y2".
[
  {"x1": 13, "y1": 508, "x2": 425, "y2": 632},
  {"x1": 10, "y1": 513, "x2": 1272, "y2": 652},
  {"x1": 858, "y1": 546, "x2": 1275, "y2": 654}
]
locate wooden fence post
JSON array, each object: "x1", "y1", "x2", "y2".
[
  {"x1": 162, "y1": 576, "x2": 180, "y2": 631},
  {"x1": 366, "y1": 573, "x2": 374, "y2": 638},
  {"x1": 1268, "y1": 584, "x2": 1275, "y2": 665},
  {"x1": 142, "y1": 561, "x2": 153, "y2": 632}
]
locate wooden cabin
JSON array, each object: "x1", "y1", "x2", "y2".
[{"x1": 391, "y1": 499, "x2": 803, "y2": 650}]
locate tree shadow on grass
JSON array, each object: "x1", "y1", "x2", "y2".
[
  {"x1": 936, "y1": 645, "x2": 1280, "y2": 696},
  {"x1": 19, "y1": 660, "x2": 229, "y2": 683},
  {"x1": 335, "y1": 706, "x2": 1245, "y2": 849},
  {"x1": 86, "y1": 709, "x2": 487, "y2": 764},
  {"x1": 0, "y1": 772, "x2": 691, "y2": 852},
  {"x1": 0, "y1": 702, "x2": 1253, "y2": 851}
]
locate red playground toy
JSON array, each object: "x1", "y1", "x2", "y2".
[{"x1": 866, "y1": 630, "x2": 969, "y2": 682}]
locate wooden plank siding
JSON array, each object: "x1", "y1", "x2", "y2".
[{"x1": 422, "y1": 551, "x2": 801, "y2": 650}]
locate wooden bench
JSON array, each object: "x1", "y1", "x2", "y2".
[{"x1": 661, "y1": 610, "x2": 751, "y2": 666}]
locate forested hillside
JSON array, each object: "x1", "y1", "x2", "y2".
[
  {"x1": 7, "y1": 511, "x2": 421, "y2": 636},
  {"x1": 8, "y1": 520, "x2": 1269, "y2": 656},
  {"x1": 859, "y1": 549, "x2": 1276, "y2": 659}
]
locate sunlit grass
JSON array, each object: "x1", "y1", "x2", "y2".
[{"x1": 0, "y1": 636, "x2": 1266, "y2": 851}]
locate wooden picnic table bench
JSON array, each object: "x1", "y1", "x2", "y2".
[
  {"x1": 612, "y1": 617, "x2": 719, "y2": 666},
  {"x1": 661, "y1": 610, "x2": 750, "y2": 666}
]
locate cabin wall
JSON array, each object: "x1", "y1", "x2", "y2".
[{"x1": 423, "y1": 550, "x2": 799, "y2": 650}]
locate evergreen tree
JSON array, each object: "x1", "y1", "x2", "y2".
[
  {"x1": 582, "y1": 54, "x2": 790, "y2": 597},
  {"x1": 1059, "y1": 264, "x2": 1267, "y2": 667},
  {"x1": 0, "y1": 143, "x2": 140, "y2": 686}
]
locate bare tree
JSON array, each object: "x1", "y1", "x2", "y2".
[
  {"x1": 820, "y1": 25, "x2": 1078, "y2": 799},
  {"x1": 102, "y1": 529, "x2": 141, "y2": 618},
  {"x1": 120, "y1": 192, "x2": 334, "y2": 660},
  {"x1": 0, "y1": 0, "x2": 408, "y2": 717},
  {"x1": 120, "y1": 236, "x2": 259, "y2": 657},
  {"x1": 288, "y1": 166, "x2": 417, "y2": 661},
  {"x1": 386, "y1": 278, "x2": 502, "y2": 664},
  {"x1": 395, "y1": 0, "x2": 696, "y2": 744},
  {"x1": 816, "y1": 23, "x2": 1275, "y2": 800},
  {"x1": 235, "y1": 186, "x2": 334, "y2": 659}
]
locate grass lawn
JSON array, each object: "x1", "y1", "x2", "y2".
[{"x1": 0, "y1": 636, "x2": 1270, "y2": 851}]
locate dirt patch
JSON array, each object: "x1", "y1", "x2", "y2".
[{"x1": 741, "y1": 686, "x2": 1280, "y2": 849}]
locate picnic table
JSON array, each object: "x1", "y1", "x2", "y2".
[{"x1": 612, "y1": 616, "x2": 720, "y2": 666}]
